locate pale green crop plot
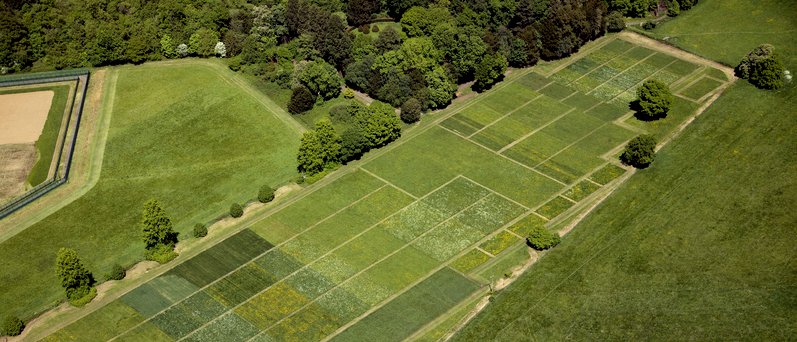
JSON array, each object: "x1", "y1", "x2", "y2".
[{"x1": 43, "y1": 36, "x2": 732, "y2": 341}]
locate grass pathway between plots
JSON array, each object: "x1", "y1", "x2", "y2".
[{"x1": 42, "y1": 33, "x2": 735, "y2": 342}]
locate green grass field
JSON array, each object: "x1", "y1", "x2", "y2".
[
  {"x1": 0, "y1": 84, "x2": 71, "y2": 186},
  {"x1": 454, "y1": 1, "x2": 797, "y2": 339},
  {"x1": 0, "y1": 62, "x2": 301, "y2": 319},
  {"x1": 36, "y1": 33, "x2": 738, "y2": 341}
]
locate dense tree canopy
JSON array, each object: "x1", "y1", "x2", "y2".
[
  {"x1": 635, "y1": 79, "x2": 674, "y2": 120},
  {"x1": 736, "y1": 44, "x2": 785, "y2": 90},
  {"x1": 140, "y1": 199, "x2": 178, "y2": 250},
  {"x1": 621, "y1": 134, "x2": 657, "y2": 168},
  {"x1": 54, "y1": 248, "x2": 93, "y2": 300}
]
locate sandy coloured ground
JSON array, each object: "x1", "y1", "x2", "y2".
[
  {"x1": 0, "y1": 144, "x2": 37, "y2": 201},
  {"x1": 0, "y1": 90, "x2": 54, "y2": 144}
]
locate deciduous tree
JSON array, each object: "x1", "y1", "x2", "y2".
[{"x1": 635, "y1": 79, "x2": 673, "y2": 120}]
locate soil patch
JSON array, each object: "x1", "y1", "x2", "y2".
[
  {"x1": 0, "y1": 91, "x2": 54, "y2": 144},
  {"x1": 0, "y1": 144, "x2": 37, "y2": 201}
]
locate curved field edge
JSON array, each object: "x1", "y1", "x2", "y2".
[
  {"x1": 452, "y1": 1, "x2": 797, "y2": 339},
  {"x1": 0, "y1": 60, "x2": 302, "y2": 320}
]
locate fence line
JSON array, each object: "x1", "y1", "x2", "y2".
[{"x1": 0, "y1": 70, "x2": 91, "y2": 220}]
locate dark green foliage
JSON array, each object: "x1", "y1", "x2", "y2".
[
  {"x1": 401, "y1": 98, "x2": 423, "y2": 123},
  {"x1": 345, "y1": 56, "x2": 376, "y2": 91},
  {"x1": 189, "y1": 28, "x2": 220, "y2": 57},
  {"x1": 473, "y1": 54, "x2": 508, "y2": 92},
  {"x1": 375, "y1": 27, "x2": 403, "y2": 53},
  {"x1": 642, "y1": 21, "x2": 657, "y2": 30},
  {"x1": 288, "y1": 86, "x2": 316, "y2": 114},
  {"x1": 340, "y1": 127, "x2": 370, "y2": 162},
  {"x1": 736, "y1": 44, "x2": 784, "y2": 90},
  {"x1": 297, "y1": 130, "x2": 325, "y2": 174},
  {"x1": 315, "y1": 119, "x2": 343, "y2": 167},
  {"x1": 507, "y1": 39, "x2": 531, "y2": 67},
  {"x1": 667, "y1": 0, "x2": 681, "y2": 16},
  {"x1": 141, "y1": 199, "x2": 178, "y2": 249},
  {"x1": 230, "y1": 203, "x2": 244, "y2": 218},
  {"x1": 105, "y1": 264, "x2": 126, "y2": 281},
  {"x1": 621, "y1": 134, "x2": 657, "y2": 168},
  {"x1": 526, "y1": 226, "x2": 561, "y2": 250},
  {"x1": 607, "y1": 11, "x2": 626, "y2": 32},
  {"x1": 55, "y1": 248, "x2": 94, "y2": 300},
  {"x1": 372, "y1": 25, "x2": 380, "y2": 33},
  {"x1": 193, "y1": 223, "x2": 208, "y2": 238},
  {"x1": 258, "y1": 185, "x2": 275, "y2": 203},
  {"x1": 635, "y1": 79, "x2": 673, "y2": 120},
  {"x1": 679, "y1": 0, "x2": 697, "y2": 10},
  {"x1": 348, "y1": 0, "x2": 380, "y2": 26},
  {"x1": 1, "y1": 316, "x2": 24, "y2": 336},
  {"x1": 295, "y1": 60, "x2": 343, "y2": 100}
]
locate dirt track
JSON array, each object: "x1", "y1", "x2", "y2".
[{"x1": 0, "y1": 91, "x2": 54, "y2": 144}]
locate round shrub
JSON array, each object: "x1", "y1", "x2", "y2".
[
  {"x1": 359, "y1": 24, "x2": 370, "y2": 34},
  {"x1": 372, "y1": 25, "x2": 380, "y2": 33},
  {"x1": 400, "y1": 98, "x2": 422, "y2": 123},
  {"x1": 258, "y1": 185, "x2": 275, "y2": 203},
  {"x1": 145, "y1": 244, "x2": 178, "y2": 264},
  {"x1": 606, "y1": 11, "x2": 625, "y2": 32},
  {"x1": 105, "y1": 264, "x2": 126, "y2": 281},
  {"x1": 635, "y1": 79, "x2": 673, "y2": 120},
  {"x1": 621, "y1": 134, "x2": 657, "y2": 168},
  {"x1": 526, "y1": 226, "x2": 561, "y2": 251},
  {"x1": 193, "y1": 223, "x2": 208, "y2": 238},
  {"x1": 288, "y1": 86, "x2": 315, "y2": 114},
  {"x1": 230, "y1": 203, "x2": 244, "y2": 218},
  {"x1": 642, "y1": 21, "x2": 657, "y2": 30},
  {"x1": 2, "y1": 316, "x2": 24, "y2": 336},
  {"x1": 343, "y1": 88, "x2": 355, "y2": 99}
]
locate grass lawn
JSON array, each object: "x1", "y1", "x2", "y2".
[
  {"x1": 0, "y1": 61, "x2": 301, "y2": 319},
  {"x1": 454, "y1": 1, "x2": 797, "y2": 338}
]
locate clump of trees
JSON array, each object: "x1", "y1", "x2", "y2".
[
  {"x1": 258, "y1": 185, "x2": 275, "y2": 203},
  {"x1": 526, "y1": 226, "x2": 561, "y2": 250},
  {"x1": 230, "y1": 203, "x2": 244, "y2": 218},
  {"x1": 736, "y1": 44, "x2": 785, "y2": 90},
  {"x1": 621, "y1": 135, "x2": 657, "y2": 168},
  {"x1": 105, "y1": 264, "x2": 126, "y2": 281},
  {"x1": 288, "y1": 86, "x2": 316, "y2": 114},
  {"x1": 401, "y1": 98, "x2": 423, "y2": 123},
  {"x1": 1, "y1": 316, "x2": 24, "y2": 337},
  {"x1": 141, "y1": 199, "x2": 178, "y2": 264},
  {"x1": 54, "y1": 248, "x2": 96, "y2": 306},
  {"x1": 193, "y1": 223, "x2": 208, "y2": 238},
  {"x1": 634, "y1": 79, "x2": 673, "y2": 120}
]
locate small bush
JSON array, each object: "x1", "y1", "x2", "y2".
[
  {"x1": 642, "y1": 21, "x2": 657, "y2": 30},
  {"x1": 258, "y1": 185, "x2": 275, "y2": 203},
  {"x1": 343, "y1": 88, "x2": 355, "y2": 99},
  {"x1": 145, "y1": 244, "x2": 178, "y2": 264},
  {"x1": 359, "y1": 24, "x2": 370, "y2": 34},
  {"x1": 288, "y1": 86, "x2": 316, "y2": 114},
  {"x1": 2, "y1": 316, "x2": 24, "y2": 336},
  {"x1": 606, "y1": 12, "x2": 625, "y2": 32},
  {"x1": 667, "y1": 0, "x2": 680, "y2": 16},
  {"x1": 372, "y1": 25, "x2": 380, "y2": 33},
  {"x1": 105, "y1": 264, "x2": 126, "y2": 281},
  {"x1": 400, "y1": 98, "x2": 422, "y2": 123},
  {"x1": 68, "y1": 286, "x2": 97, "y2": 307},
  {"x1": 305, "y1": 169, "x2": 329, "y2": 185},
  {"x1": 526, "y1": 226, "x2": 561, "y2": 250},
  {"x1": 230, "y1": 203, "x2": 244, "y2": 218},
  {"x1": 621, "y1": 134, "x2": 657, "y2": 168},
  {"x1": 193, "y1": 223, "x2": 208, "y2": 238}
]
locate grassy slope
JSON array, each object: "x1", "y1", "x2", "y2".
[
  {"x1": 0, "y1": 84, "x2": 70, "y2": 186},
  {"x1": 0, "y1": 62, "x2": 301, "y2": 319},
  {"x1": 454, "y1": 1, "x2": 797, "y2": 340}
]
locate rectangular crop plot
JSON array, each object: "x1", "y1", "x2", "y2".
[
  {"x1": 563, "y1": 179, "x2": 602, "y2": 202},
  {"x1": 586, "y1": 102, "x2": 628, "y2": 122},
  {"x1": 536, "y1": 196, "x2": 576, "y2": 220},
  {"x1": 482, "y1": 85, "x2": 539, "y2": 113},
  {"x1": 266, "y1": 302, "x2": 345, "y2": 342},
  {"x1": 184, "y1": 313, "x2": 260, "y2": 342},
  {"x1": 562, "y1": 91, "x2": 601, "y2": 110},
  {"x1": 250, "y1": 170, "x2": 383, "y2": 243},
  {"x1": 451, "y1": 249, "x2": 492, "y2": 274},
  {"x1": 379, "y1": 201, "x2": 449, "y2": 242},
  {"x1": 456, "y1": 193, "x2": 527, "y2": 235},
  {"x1": 316, "y1": 287, "x2": 371, "y2": 322},
  {"x1": 422, "y1": 177, "x2": 491, "y2": 216},
  {"x1": 644, "y1": 52, "x2": 678, "y2": 69},
  {"x1": 236, "y1": 282, "x2": 311, "y2": 330},
  {"x1": 589, "y1": 163, "x2": 627, "y2": 185},
  {"x1": 115, "y1": 322, "x2": 172, "y2": 342},
  {"x1": 413, "y1": 217, "x2": 485, "y2": 261},
  {"x1": 680, "y1": 77, "x2": 723, "y2": 100},
  {"x1": 538, "y1": 82, "x2": 575, "y2": 100},
  {"x1": 665, "y1": 59, "x2": 701, "y2": 76},
  {"x1": 480, "y1": 230, "x2": 522, "y2": 256},
  {"x1": 331, "y1": 267, "x2": 480, "y2": 342},
  {"x1": 168, "y1": 229, "x2": 274, "y2": 288},
  {"x1": 602, "y1": 39, "x2": 635, "y2": 54},
  {"x1": 471, "y1": 101, "x2": 565, "y2": 151},
  {"x1": 284, "y1": 267, "x2": 337, "y2": 300},
  {"x1": 121, "y1": 275, "x2": 198, "y2": 318},
  {"x1": 150, "y1": 291, "x2": 228, "y2": 339},
  {"x1": 43, "y1": 301, "x2": 145, "y2": 342},
  {"x1": 206, "y1": 262, "x2": 278, "y2": 308},
  {"x1": 334, "y1": 228, "x2": 405, "y2": 270},
  {"x1": 624, "y1": 46, "x2": 656, "y2": 61},
  {"x1": 516, "y1": 72, "x2": 552, "y2": 90},
  {"x1": 508, "y1": 214, "x2": 548, "y2": 237}
]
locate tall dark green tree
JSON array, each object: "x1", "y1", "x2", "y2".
[
  {"x1": 315, "y1": 119, "x2": 342, "y2": 167},
  {"x1": 736, "y1": 44, "x2": 785, "y2": 90},
  {"x1": 140, "y1": 199, "x2": 178, "y2": 249},
  {"x1": 55, "y1": 248, "x2": 93, "y2": 300},
  {"x1": 621, "y1": 134, "x2": 657, "y2": 168},
  {"x1": 297, "y1": 131, "x2": 324, "y2": 175},
  {"x1": 347, "y1": 0, "x2": 380, "y2": 27},
  {"x1": 473, "y1": 54, "x2": 508, "y2": 92}
]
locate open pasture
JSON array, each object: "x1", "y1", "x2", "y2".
[
  {"x1": 0, "y1": 61, "x2": 302, "y2": 320},
  {"x1": 43, "y1": 35, "x2": 734, "y2": 341}
]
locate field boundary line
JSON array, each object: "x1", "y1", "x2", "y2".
[
  {"x1": 586, "y1": 50, "x2": 659, "y2": 96},
  {"x1": 437, "y1": 125, "x2": 566, "y2": 187},
  {"x1": 176, "y1": 176, "x2": 466, "y2": 341},
  {"x1": 109, "y1": 182, "x2": 391, "y2": 341},
  {"x1": 458, "y1": 175, "x2": 531, "y2": 211},
  {"x1": 566, "y1": 39, "x2": 636, "y2": 86},
  {"x1": 542, "y1": 35, "x2": 619, "y2": 78},
  {"x1": 496, "y1": 108, "x2": 577, "y2": 154},
  {"x1": 358, "y1": 167, "x2": 419, "y2": 200},
  {"x1": 403, "y1": 287, "x2": 488, "y2": 342}
]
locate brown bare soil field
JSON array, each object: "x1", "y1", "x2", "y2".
[
  {"x1": 0, "y1": 91, "x2": 54, "y2": 144},
  {"x1": 0, "y1": 144, "x2": 37, "y2": 201}
]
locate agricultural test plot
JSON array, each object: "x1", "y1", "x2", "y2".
[{"x1": 44, "y1": 37, "x2": 732, "y2": 341}]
